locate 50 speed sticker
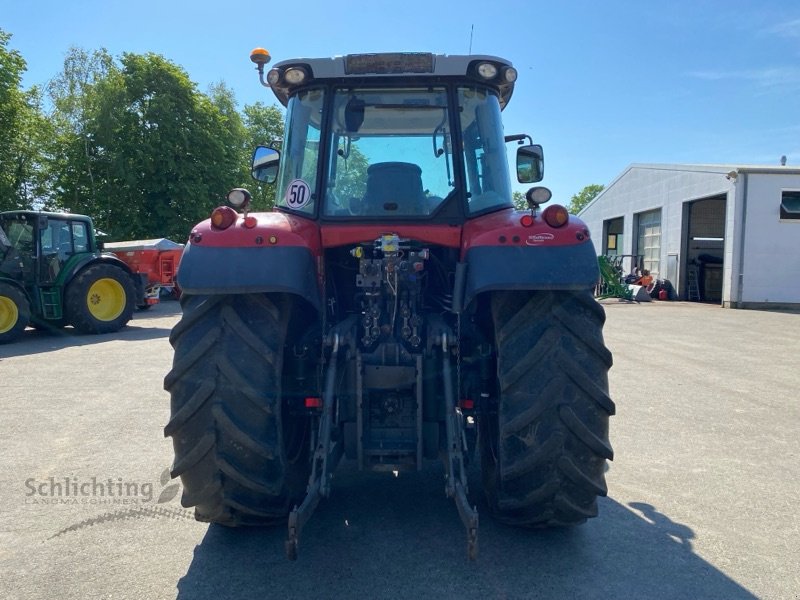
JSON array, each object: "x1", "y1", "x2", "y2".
[{"x1": 285, "y1": 179, "x2": 311, "y2": 209}]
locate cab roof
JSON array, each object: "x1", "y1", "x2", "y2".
[
  {"x1": 267, "y1": 52, "x2": 516, "y2": 108},
  {"x1": 0, "y1": 210, "x2": 92, "y2": 222}
]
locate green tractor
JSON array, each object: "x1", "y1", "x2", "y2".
[{"x1": 0, "y1": 211, "x2": 142, "y2": 344}]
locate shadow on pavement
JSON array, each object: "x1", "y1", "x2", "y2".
[
  {"x1": 131, "y1": 300, "x2": 182, "y2": 321},
  {"x1": 175, "y1": 463, "x2": 756, "y2": 600},
  {"x1": 0, "y1": 322, "x2": 173, "y2": 359},
  {"x1": 0, "y1": 300, "x2": 180, "y2": 359}
]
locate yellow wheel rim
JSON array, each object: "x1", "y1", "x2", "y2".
[
  {"x1": 86, "y1": 278, "x2": 126, "y2": 321},
  {"x1": 0, "y1": 295, "x2": 19, "y2": 334}
]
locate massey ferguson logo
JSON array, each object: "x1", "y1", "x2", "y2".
[{"x1": 526, "y1": 233, "x2": 555, "y2": 245}]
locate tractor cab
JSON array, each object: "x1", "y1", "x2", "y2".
[
  {"x1": 0, "y1": 212, "x2": 98, "y2": 287},
  {"x1": 248, "y1": 52, "x2": 545, "y2": 223}
]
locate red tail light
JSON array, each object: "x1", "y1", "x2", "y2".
[
  {"x1": 210, "y1": 206, "x2": 237, "y2": 230},
  {"x1": 304, "y1": 397, "x2": 323, "y2": 409},
  {"x1": 542, "y1": 204, "x2": 569, "y2": 228},
  {"x1": 520, "y1": 214, "x2": 534, "y2": 227},
  {"x1": 459, "y1": 398, "x2": 475, "y2": 410}
]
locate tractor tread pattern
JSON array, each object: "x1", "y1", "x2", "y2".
[
  {"x1": 483, "y1": 290, "x2": 614, "y2": 527},
  {"x1": 163, "y1": 293, "x2": 308, "y2": 526}
]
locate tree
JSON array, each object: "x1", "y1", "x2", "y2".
[
  {"x1": 207, "y1": 81, "x2": 248, "y2": 184},
  {"x1": 0, "y1": 29, "x2": 49, "y2": 211},
  {"x1": 568, "y1": 184, "x2": 604, "y2": 215},
  {"x1": 48, "y1": 51, "x2": 245, "y2": 241},
  {"x1": 47, "y1": 47, "x2": 116, "y2": 215},
  {"x1": 241, "y1": 101, "x2": 284, "y2": 209}
]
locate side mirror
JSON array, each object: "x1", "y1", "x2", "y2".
[
  {"x1": 251, "y1": 146, "x2": 280, "y2": 184},
  {"x1": 516, "y1": 144, "x2": 544, "y2": 183}
]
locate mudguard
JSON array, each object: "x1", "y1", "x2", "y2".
[
  {"x1": 177, "y1": 243, "x2": 321, "y2": 312},
  {"x1": 459, "y1": 209, "x2": 600, "y2": 309},
  {"x1": 461, "y1": 242, "x2": 599, "y2": 308},
  {"x1": 61, "y1": 254, "x2": 133, "y2": 285}
]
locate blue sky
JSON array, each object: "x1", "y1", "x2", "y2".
[{"x1": 3, "y1": 0, "x2": 799, "y2": 204}]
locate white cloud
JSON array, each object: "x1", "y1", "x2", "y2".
[
  {"x1": 764, "y1": 18, "x2": 800, "y2": 38},
  {"x1": 687, "y1": 66, "x2": 800, "y2": 91}
]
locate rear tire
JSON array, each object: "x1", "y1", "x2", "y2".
[
  {"x1": 0, "y1": 282, "x2": 30, "y2": 344},
  {"x1": 163, "y1": 293, "x2": 311, "y2": 525},
  {"x1": 65, "y1": 263, "x2": 135, "y2": 334},
  {"x1": 480, "y1": 290, "x2": 614, "y2": 526}
]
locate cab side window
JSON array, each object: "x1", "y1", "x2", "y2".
[{"x1": 72, "y1": 222, "x2": 89, "y2": 252}]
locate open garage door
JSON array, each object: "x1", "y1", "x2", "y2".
[{"x1": 683, "y1": 195, "x2": 726, "y2": 302}]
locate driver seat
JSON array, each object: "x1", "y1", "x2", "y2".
[{"x1": 362, "y1": 162, "x2": 426, "y2": 215}]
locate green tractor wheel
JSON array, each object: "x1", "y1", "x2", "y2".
[
  {"x1": 0, "y1": 282, "x2": 31, "y2": 344},
  {"x1": 65, "y1": 263, "x2": 135, "y2": 334}
]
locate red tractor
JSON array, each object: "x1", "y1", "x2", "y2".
[{"x1": 164, "y1": 50, "x2": 614, "y2": 560}]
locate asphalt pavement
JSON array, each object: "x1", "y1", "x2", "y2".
[{"x1": 0, "y1": 299, "x2": 798, "y2": 600}]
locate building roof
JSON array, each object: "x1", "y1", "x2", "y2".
[{"x1": 579, "y1": 163, "x2": 800, "y2": 216}]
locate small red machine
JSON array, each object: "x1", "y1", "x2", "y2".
[{"x1": 103, "y1": 239, "x2": 183, "y2": 306}]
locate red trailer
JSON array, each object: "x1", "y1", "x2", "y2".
[{"x1": 103, "y1": 239, "x2": 184, "y2": 306}]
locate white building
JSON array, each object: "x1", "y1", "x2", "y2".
[{"x1": 578, "y1": 163, "x2": 800, "y2": 309}]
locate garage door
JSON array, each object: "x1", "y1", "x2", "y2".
[{"x1": 636, "y1": 209, "x2": 661, "y2": 277}]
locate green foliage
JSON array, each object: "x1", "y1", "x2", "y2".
[
  {"x1": 568, "y1": 183, "x2": 604, "y2": 215},
  {"x1": 512, "y1": 190, "x2": 527, "y2": 210},
  {"x1": 1, "y1": 37, "x2": 290, "y2": 239},
  {"x1": 46, "y1": 47, "x2": 116, "y2": 215},
  {"x1": 46, "y1": 51, "x2": 248, "y2": 241},
  {"x1": 241, "y1": 101, "x2": 284, "y2": 209},
  {"x1": 0, "y1": 29, "x2": 50, "y2": 211},
  {"x1": 329, "y1": 142, "x2": 370, "y2": 208}
]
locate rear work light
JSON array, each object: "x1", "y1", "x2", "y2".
[
  {"x1": 210, "y1": 206, "x2": 237, "y2": 230},
  {"x1": 476, "y1": 62, "x2": 498, "y2": 79},
  {"x1": 284, "y1": 67, "x2": 308, "y2": 85},
  {"x1": 501, "y1": 66, "x2": 518, "y2": 83},
  {"x1": 266, "y1": 68, "x2": 281, "y2": 86},
  {"x1": 226, "y1": 188, "x2": 251, "y2": 210},
  {"x1": 542, "y1": 204, "x2": 569, "y2": 228}
]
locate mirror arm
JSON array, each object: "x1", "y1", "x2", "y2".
[{"x1": 504, "y1": 133, "x2": 533, "y2": 145}]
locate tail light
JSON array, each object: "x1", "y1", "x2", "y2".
[
  {"x1": 210, "y1": 206, "x2": 237, "y2": 230},
  {"x1": 304, "y1": 397, "x2": 323, "y2": 409},
  {"x1": 542, "y1": 204, "x2": 569, "y2": 228}
]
